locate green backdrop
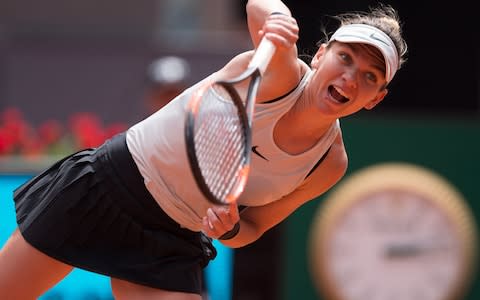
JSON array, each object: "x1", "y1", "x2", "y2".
[{"x1": 282, "y1": 113, "x2": 480, "y2": 300}]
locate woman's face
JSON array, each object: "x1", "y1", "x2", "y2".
[{"x1": 306, "y1": 41, "x2": 389, "y2": 118}]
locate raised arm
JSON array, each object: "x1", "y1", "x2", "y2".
[
  {"x1": 246, "y1": 0, "x2": 292, "y2": 47},
  {"x1": 245, "y1": 0, "x2": 302, "y2": 101}
]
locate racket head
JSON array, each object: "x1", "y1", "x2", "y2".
[{"x1": 185, "y1": 80, "x2": 252, "y2": 205}]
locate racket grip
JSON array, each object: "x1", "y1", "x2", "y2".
[{"x1": 248, "y1": 37, "x2": 276, "y2": 75}]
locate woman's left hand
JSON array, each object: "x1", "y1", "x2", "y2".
[{"x1": 202, "y1": 202, "x2": 240, "y2": 239}]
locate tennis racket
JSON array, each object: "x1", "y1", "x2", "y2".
[{"x1": 185, "y1": 37, "x2": 276, "y2": 205}]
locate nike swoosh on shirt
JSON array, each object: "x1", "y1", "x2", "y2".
[{"x1": 251, "y1": 146, "x2": 269, "y2": 161}]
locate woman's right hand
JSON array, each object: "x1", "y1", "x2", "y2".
[{"x1": 258, "y1": 13, "x2": 299, "y2": 50}]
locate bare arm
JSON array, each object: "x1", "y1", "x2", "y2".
[
  {"x1": 246, "y1": 0, "x2": 292, "y2": 47},
  {"x1": 245, "y1": 0, "x2": 302, "y2": 101},
  {"x1": 212, "y1": 1, "x2": 301, "y2": 102}
]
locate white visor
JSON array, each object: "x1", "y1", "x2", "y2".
[{"x1": 329, "y1": 24, "x2": 399, "y2": 83}]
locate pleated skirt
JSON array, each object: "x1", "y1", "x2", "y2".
[{"x1": 13, "y1": 132, "x2": 216, "y2": 294}]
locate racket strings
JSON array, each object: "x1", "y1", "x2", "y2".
[
  {"x1": 197, "y1": 120, "x2": 244, "y2": 200},
  {"x1": 194, "y1": 85, "x2": 247, "y2": 202},
  {"x1": 196, "y1": 119, "x2": 241, "y2": 185}
]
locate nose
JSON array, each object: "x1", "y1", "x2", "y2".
[{"x1": 342, "y1": 67, "x2": 358, "y2": 89}]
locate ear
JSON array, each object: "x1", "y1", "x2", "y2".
[
  {"x1": 364, "y1": 89, "x2": 388, "y2": 110},
  {"x1": 310, "y1": 44, "x2": 327, "y2": 69}
]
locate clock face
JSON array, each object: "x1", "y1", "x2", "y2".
[
  {"x1": 328, "y1": 190, "x2": 462, "y2": 300},
  {"x1": 309, "y1": 163, "x2": 477, "y2": 300}
]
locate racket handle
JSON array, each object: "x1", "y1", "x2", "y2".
[{"x1": 248, "y1": 37, "x2": 276, "y2": 75}]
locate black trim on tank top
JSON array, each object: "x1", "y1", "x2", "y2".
[
  {"x1": 305, "y1": 146, "x2": 331, "y2": 179},
  {"x1": 262, "y1": 75, "x2": 304, "y2": 104},
  {"x1": 237, "y1": 146, "x2": 331, "y2": 212}
]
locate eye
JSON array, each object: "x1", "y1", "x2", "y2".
[
  {"x1": 365, "y1": 72, "x2": 378, "y2": 83},
  {"x1": 338, "y1": 52, "x2": 352, "y2": 64}
]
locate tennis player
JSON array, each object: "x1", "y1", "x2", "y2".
[{"x1": 0, "y1": 0, "x2": 407, "y2": 299}]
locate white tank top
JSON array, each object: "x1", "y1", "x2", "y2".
[{"x1": 126, "y1": 61, "x2": 340, "y2": 231}]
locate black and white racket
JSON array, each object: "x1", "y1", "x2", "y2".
[{"x1": 185, "y1": 37, "x2": 276, "y2": 205}]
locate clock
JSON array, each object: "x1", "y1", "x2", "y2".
[{"x1": 309, "y1": 163, "x2": 478, "y2": 300}]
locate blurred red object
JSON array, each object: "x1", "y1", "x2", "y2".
[{"x1": 0, "y1": 108, "x2": 128, "y2": 157}]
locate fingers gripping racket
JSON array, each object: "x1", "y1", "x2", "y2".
[{"x1": 185, "y1": 38, "x2": 276, "y2": 205}]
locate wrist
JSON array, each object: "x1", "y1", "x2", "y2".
[{"x1": 218, "y1": 222, "x2": 240, "y2": 240}]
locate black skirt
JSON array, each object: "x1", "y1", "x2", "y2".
[{"x1": 13, "y1": 132, "x2": 216, "y2": 294}]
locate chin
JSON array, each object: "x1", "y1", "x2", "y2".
[{"x1": 316, "y1": 101, "x2": 343, "y2": 118}]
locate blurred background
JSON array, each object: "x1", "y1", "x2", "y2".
[{"x1": 0, "y1": 0, "x2": 478, "y2": 299}]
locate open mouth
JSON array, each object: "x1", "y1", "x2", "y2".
[{"x1": 328, "y1": 85, "x2": 350, "y2": 103}]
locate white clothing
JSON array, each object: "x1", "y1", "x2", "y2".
[{"x1": 126, "y1": 60, "x2": 340, "y2": 231}]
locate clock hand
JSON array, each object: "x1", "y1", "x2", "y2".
[
  {"x1": 384, "y1": 242, "x2": 450, "y2": 259},
  {"x1": 385, "y1": 244, "x2": 422, "y2": 258}
]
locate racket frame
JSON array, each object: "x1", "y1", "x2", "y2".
[
  {"x1": 185, "y1": 80, "x2": 252, "y2": 205},
  {"x1": 185, "y1": 38, "x2": 276, "y2": 205}
]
